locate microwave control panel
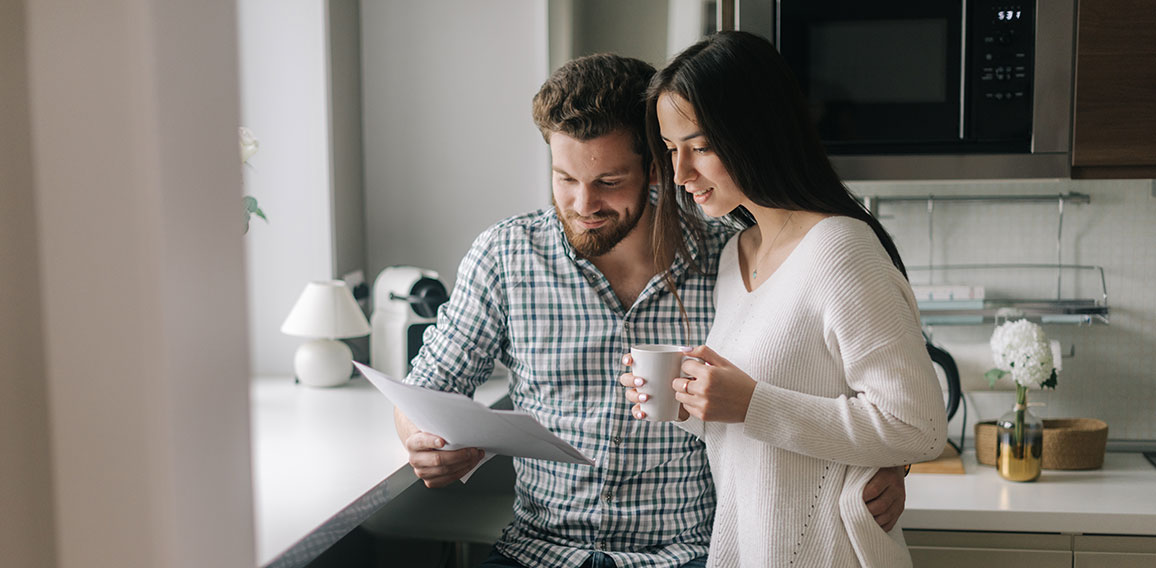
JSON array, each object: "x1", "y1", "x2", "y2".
[{"x1": 969, "y1": 1, "x2": 1034, "y2": 143}]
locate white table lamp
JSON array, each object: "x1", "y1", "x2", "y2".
[{"x1": 281, "y1": 280, "x2": 371, "y2": 387}]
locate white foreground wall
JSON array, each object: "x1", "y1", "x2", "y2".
[{"x1": 3, "y1": 0, "x2": 256, "y2": 565}]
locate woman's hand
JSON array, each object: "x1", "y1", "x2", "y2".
[
  {"x1": 618, "y1": 353, "x2": 689, "y2": 421},
  {"x1": 672, "y1": 345, "x2": 757, "y2": 423}
]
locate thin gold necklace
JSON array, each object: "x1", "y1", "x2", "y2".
[{"x1": 751, "y1": 211, "x2": 794, "y2": 280}]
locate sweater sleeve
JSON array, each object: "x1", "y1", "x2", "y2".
[{"x1": 741, "y1": 225, "x2": 947, "y2": 467}]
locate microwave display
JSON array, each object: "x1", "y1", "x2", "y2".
[{"x1": 779, "y1": 0, "x2": 1035, "y2": 155}]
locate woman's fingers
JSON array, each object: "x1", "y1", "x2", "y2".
[
  {"x1": 683, "y1": 344, "x2": 733, "y2": 370},
  {"x1": 618, "y1": 372, "x2": 644, "y2": 387}
]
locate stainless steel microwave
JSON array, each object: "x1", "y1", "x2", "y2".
[{"x1": 735, "y1": 0, "x2": 1077, "y2": 180}]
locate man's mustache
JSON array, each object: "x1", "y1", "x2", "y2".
[{"x1": 567, "y1": 211, "x2": 617, "y2": 222}]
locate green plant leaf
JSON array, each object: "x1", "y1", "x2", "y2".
[
  {"x1": 243, "y1": 196, "x2": 268, "y2": 233},
  {"x1": 984, "y1": 368, "x2": 1007, "y2": 388},
  {"x1": 1040, "y1": 369, "x2": 1058, "y2": 389}
]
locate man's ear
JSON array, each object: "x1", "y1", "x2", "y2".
[{"x1": 648, "y1": 161, "x2": 659, "y2": 186}]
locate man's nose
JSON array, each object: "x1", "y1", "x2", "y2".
[{"x1": 574, "y1": 184, "x2": 601, "y2": 216}]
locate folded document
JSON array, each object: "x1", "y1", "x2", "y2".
[{"x1": 354, "y1": 362, "x2": 594, "y2": 466}]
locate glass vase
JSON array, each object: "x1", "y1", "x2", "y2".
[{"x1": 996, "y1": 385, "x2": 1043, "y2": 482}]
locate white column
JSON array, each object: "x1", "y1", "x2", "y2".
[{"x1": 23, "y1": 0, "x2": 255, "y2": 566}]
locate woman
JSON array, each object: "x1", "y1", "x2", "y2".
[{"x1": 620, "y1": 31, "x2": 946, "y2": 567}]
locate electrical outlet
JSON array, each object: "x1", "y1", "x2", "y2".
[
  {"x1": 342, "y1": 269, "x2": 370, "y2": 308},
  {"x1": 342, "y1": 269, "x2": 365, "y2": 289}
]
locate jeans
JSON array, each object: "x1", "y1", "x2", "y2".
[{"x1": 478, "y1": 549, "x2": 708, "y2": 568}]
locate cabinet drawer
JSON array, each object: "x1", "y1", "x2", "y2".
[
  {"x1": 906, "y1": 530, "x2": 1072, "y2": 568},
  {"x1": 910, "y1": 547, "x2": 1070, "y2": 568},
  {"x1": 1074, "y1": 534, "x2": 1156, "y2": 568}
]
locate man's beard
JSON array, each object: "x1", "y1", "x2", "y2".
[{"x1": 555, "y1": 186, "x2": 649, "y2": 258}]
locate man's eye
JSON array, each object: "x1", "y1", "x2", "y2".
[{"x1": 599, "y1": 180, "x2": 621, "y2": 187}]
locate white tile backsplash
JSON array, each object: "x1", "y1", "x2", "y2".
[{"x1": 849, "y1": 178, "x2": 1156, "y2": 444}]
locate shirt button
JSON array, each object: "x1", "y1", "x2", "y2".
[
  {"x1": 595, "y1": 541, "x2": 606, "y2": 551},
  {"x1": 622, "y1": 321, "x2": 632, "y2": 331},
  {"x1": 603, "y1": 490, "x2": 614, "y2": 503},
  {"x1": 611, "y1": 436, "x2": 622, "y2": 445}
]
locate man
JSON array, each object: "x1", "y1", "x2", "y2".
[{"x1": 395, "y1": 53, "x2": 907, "y2": 568}]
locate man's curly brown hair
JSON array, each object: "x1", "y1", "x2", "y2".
[{"x1": 532, "y1": 53, "x2": 656, "y2": 169}]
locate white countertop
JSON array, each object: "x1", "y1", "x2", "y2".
[
  {"x1": 251, "y1": 375, "x2": 1156, "y2": 566},
  {"x1": 906, "y1": 450, "x2": 1156, "y2": 535},
  {"x1": 249, "y1": 373, "x2": 508, "y2": 568}
]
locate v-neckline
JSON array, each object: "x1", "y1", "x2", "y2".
[{"x1": 736, "y1": 216, "x2": 834, "y2": 294}]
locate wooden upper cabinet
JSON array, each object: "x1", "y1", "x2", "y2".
[{"x1": 1071, "y1": 0, "x2": 1156, "y2": 178}]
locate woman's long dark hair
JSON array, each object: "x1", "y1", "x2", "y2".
[{"x1": 646, "y1": 31, "x2": 906, "y2": 281}]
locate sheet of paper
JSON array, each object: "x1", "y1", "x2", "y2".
[{"x1": 354, "y1": 363, "x2": 594, "y2": 467}]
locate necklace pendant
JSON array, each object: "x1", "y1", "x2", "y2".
[{"x1": 751, "y1": 269, "x2": 758, "y2": 279}]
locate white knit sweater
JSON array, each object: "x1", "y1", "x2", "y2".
[{"x1": 683, "y1": 216, "x2": 947, "y2": 567}]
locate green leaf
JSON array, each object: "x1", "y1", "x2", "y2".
[
  {"x1": 984, "y1": 368, "x2": 1007, "y2": 388},
  {"x1": 1040, "y1": 369, "x2": 1058, "y2": 389},
  {"x1": 243, "y1": 196, "x2": 268, "y2": 234}
]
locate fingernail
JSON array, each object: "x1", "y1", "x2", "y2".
[
  {"x1": 679, "y1": 346, "x2": 692, "y2": 352},
  {"x1": 634, "y1": 377, "x2": 644, "y2": 386},
  {"x1": 639, "y1": 394, "x2": 648, "y2": 402}
]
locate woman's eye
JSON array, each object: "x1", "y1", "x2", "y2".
[
  {"x1": 693, "y1": 146, "x2": 711, "y2": 154},
  {"x1": 665, "y1": 147, "x2": 677, "y2": 155}
]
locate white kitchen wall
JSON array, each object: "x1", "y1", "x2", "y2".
[
  {"x1": 239, "y1": 0, "x2": 336, "y2": 376},
  {"x1": 360, "y1": 0, "x2": 550, "y2": 289},
  {"x1": 850, "y1": 178, "x2": 1156, "y2": 444},
  {"x1": 12, "y1": 0, "x2": 254, "y2": 565}
]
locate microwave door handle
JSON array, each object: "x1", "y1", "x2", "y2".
[{"x1": 959, "y1": 0, "x2": 968, "y2": 140}]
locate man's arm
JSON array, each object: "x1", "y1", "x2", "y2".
[
  {"x1": 394, "y1": 228, "x2": 511, "y2": 487},
  {"x1": 394, "y1": 408, "x2": 485, "y2": 488},
  {"x1": 863, "y1": 465, "x2": 906, "y2": 532}
]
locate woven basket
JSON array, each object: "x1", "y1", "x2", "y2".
[{"x1": 975, "y1": 418, "x2": 1109, "y2": 470}]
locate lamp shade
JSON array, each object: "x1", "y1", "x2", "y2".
[{"x1": 280, "y1": 280, "x2": 371, "y2": 339}]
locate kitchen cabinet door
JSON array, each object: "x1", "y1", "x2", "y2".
[
  {"x1": 1071, "y1": 0, "x2": 1156, "y2": 179},
  {"x1": 905, "y1": 530, "x2": 1072, "y2": 568},
  {"x1": 1074, "y1": 534, "x2": 1156, "y2": 567}
]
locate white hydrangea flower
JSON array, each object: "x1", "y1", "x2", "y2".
[
  {"x1": 239, "y1": 126, "x2": 260, "y2": 163},
  {"x1": 990, "y1": 319, "x2": 1055, "y2": 388}
]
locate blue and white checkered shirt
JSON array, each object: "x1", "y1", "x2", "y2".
[{"x1": 407, "y1": 205, "x2": 731, "y2": 567}]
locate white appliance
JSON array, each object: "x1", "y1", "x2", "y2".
[{"x1": 370, "y1": 266, "x2": 449, "y2": 381}]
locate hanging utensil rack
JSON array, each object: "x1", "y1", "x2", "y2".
[{"x1": 861, "y1": 192, "x2": 1109, "y2": 325}]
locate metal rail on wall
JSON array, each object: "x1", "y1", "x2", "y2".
[{"x1": 861, "y1": 192, "x2": 1109, "y2": 326}]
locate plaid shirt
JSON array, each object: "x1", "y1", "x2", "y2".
[{"x1": 407, "y1": 205, "x2": 732, "y2": 567}]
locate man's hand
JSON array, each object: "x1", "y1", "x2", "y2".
[
  {"x1": 863, "y1": 466, "x2": 906, "y2": 532},
  {"x1": 395, "y1": 409, "x2": 485, "y2": 488}
]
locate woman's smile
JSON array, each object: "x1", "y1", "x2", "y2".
[{"x1": 690, "y1": 187, "x2": 713, "y2": 204}]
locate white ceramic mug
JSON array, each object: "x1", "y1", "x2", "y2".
[{"x1": 629, "y1": 344, "x2": 688, "y2": 421}]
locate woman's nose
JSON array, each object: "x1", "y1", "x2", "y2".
[{"x1": 672, "y1": 152, "x2": 695, "y2": 185}]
